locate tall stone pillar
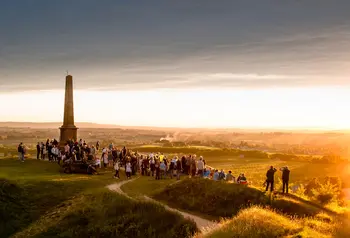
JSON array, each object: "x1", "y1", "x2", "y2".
[{"x1": 59, "y1": 75, "x2": 78, "y2": 145}]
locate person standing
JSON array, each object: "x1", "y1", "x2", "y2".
[
  {"x1": 155, "y1": 160, "x2": 160, "y2": 180},
  {"x1": 160, "y1": 160, "x2": 166, "y2": 179},
  {"x1": 18, "y1": 142, "x2": 24, "y2": 162},
  {"x1": 265, "y1": 166, "x2": 277, "y2": 192},
  {"x1": 91, "y1": 145, "x2": 96, "y2": 158},
  {"x1": 125, "y1": 161, "x2": 132, "y2": 179},
  {"x1": 197, "y1": 157, "x2": 204, "y2": 177},
  {"x1": 40, "y1": 142, "x2": 44, "y2": 159},
  {"x1": 176, "y1": 157, "x2": 182, "y2": 180},
  {"x1": 64, "y1": 143, "x2": 70, "y2": 158},
  {"x1": 114, "y1": 161, "x2": 120, "y2": 179},
  {"x1": 36, "y1": 142, "x2": 41, "y2": 160},
  {"x1": 96, "y1": 141, "x2": 100, "y2": 151},
  {"x1": 103, "y1": 150, "x2": 109, "y2": 168},
  {"x1": 150, "y1": 156, "x2": 155, "y2": 177},
  {"x1": 281, "y1": 166, "x2": 290, "y2": 194}
]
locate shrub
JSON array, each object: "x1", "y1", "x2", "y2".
[{"x1": 311, "y1": 181, "x2": 340, "y2": 205}]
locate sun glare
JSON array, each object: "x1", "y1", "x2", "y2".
[{"x1": 1, "y1": 87, "x2": 350, "y2": 130}]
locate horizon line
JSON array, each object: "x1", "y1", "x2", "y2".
[{"x1": 0, "y1": 121, "x2": 349, "y2": 133}]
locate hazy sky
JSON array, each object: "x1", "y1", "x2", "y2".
[{"x1": 1, "y1": 1, "x2": 350, "y2": 129}]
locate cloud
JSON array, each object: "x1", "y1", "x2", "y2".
[{"x1": 1, "y1": 1, "x2": 350, "y2": 92}]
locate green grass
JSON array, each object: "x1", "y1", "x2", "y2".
[
  {"x1": 13, "y1": 191, "x2": 198, "y2": 238},
  {"x1": 0, "y1": 159, "x2": 198, "y2": 238},
  {"x1": 121, "y1": 176, "x2": 176, "y2": 198},
  {"x1": 0, "y1": 159, "x2": 121, "y2": 237}
]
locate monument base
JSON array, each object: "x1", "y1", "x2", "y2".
[{"x1": 59, "y1": 125, "x2": 78, "y2": 146}]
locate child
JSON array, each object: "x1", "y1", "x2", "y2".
[
  {"x1": 103, "y1": 152, "x2": 108, "y2": 168},
  {"x1": 95, "y1": 155, "x2": 101, "y2": 168},
  {"x1": 125, "y1": 161, "x2": 132, "y2": 179},
  {"x1": 114, "y1": 161, "x2": 120, "y2": 179}
]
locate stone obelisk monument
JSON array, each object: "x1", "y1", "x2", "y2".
[{"x1": 59, "y1": 75, "x2": 78, "y2": 145}]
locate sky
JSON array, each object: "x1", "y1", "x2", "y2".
[{"x1": 1, "y1": 1, "x2": 350, "y2": 129}]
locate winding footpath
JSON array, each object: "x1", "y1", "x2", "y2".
[{"x1": 106, "y1": 178, "x2": 218, "y2": 233}]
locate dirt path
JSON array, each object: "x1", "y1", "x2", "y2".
[
  {"x1": 107, "y1": 178, "x2": 218, "y2": 233},
  {"x1": 106, "y1": 178, "x2": 138, "y2": 200},
  {"x1": 143, "y1": 195, "x2": 217, "y2": 233}
]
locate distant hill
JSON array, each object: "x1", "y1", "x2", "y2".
[
  {"x1": 0, "y1": 122, "x2": 191, "y2": 132},
  {"x1": 0, "y1": 122, "x2": 118, "y2": 129},
  {"x1": 0, "y1": 121, "x2": 347, "y2": 134}
]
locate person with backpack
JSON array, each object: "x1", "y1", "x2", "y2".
[
  {"x1": 169, "y1": 157, "x2": 176, "y2": 179},
  {"x1": 265, "y1": 166, "x2": 277, "y2": 192}
]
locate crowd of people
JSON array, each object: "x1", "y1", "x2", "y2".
[{"x1": 18, "y1": 138, "x2": 291, "y2": 193}]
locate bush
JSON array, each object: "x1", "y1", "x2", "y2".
[
  {"x1": 36, "y1": 191, "x2": 198, "y2": 238},
  {"x1": 204, "y1": 206, "x2": 301, "y2": 238},
  {"x1": 311, "y1": 181, "x2": 340, "y2": 205},
  {"x1": 304, "y1": 177, "x2": 341, "y2": 205}
]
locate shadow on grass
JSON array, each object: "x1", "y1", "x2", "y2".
[
  {"x1": 278, "y1": 193, "x2": 340, "y2": 217},
  {"x1": 1, "y1": 170, "x2": 119, "y2": 237}
]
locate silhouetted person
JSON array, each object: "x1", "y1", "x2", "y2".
[
  {"x1": 18, "y1": 142, "x2": 24, "y2": 162},
  {"x1": 265, "y1": 166, "x2": 277, "y2": 192},
  {"x1": 281, "y1": 166, "x2": 290, "y2": 193},
  {"x1": 36, "y1": 142, "x2": 40, "y2": 160},
  {"x1": 40, "y1": 142, "x2": 44, "y2": 159}
]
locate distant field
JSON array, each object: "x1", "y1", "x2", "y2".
[
  {"x1": 202, "y1": 155, "x2": 350, "y2": 188},
  {"x1": 139, "y1": 144, "x2": 220, "y2": 150}
]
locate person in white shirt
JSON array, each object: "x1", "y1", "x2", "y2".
[
  {"x1": 64, "y1": 143, "x2": 70, "y2": 155},
  {"x1": 95, "y1": 156, "x2": 101, "y2": 168},
  {"x1": 197, "y1": 157, "x2": 205, "y2": 177},
  {"x1": 125, "y1": 161, "x2": 132, "y2": 179},
  {"x1": 103, "y1": 152, "x2": 109, "y2": 168},
  {"x1": 51, "y1": 146, "x2": 59, "y2": 162}
]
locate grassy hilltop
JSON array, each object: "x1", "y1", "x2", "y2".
[
  {"x1": 0, "y1": 159, "x2": 197, "y2": 238},
  {"x1": 1, "y1": 125, "x2": 350, "y2": 237}
]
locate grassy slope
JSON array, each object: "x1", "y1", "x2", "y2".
[
  {"x1": 201, "y1": 207, "x2": 337, "y2": 238},
  {"x1": 154, "y1": 179, "x2": 340, "y2": 220},
  {"x1": 121, "y1": 176, "x2": 175, "y2": 198},
  {"x1": 0, "y1": 159, "x2": 198, "y2": 238},
  {"x1": 14, "y1": 191, "x2": 198, "y2": 238}
]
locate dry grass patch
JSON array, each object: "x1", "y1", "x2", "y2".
[{"x1": 202, "y1": 207, "x2": 301, "y2": 238}]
